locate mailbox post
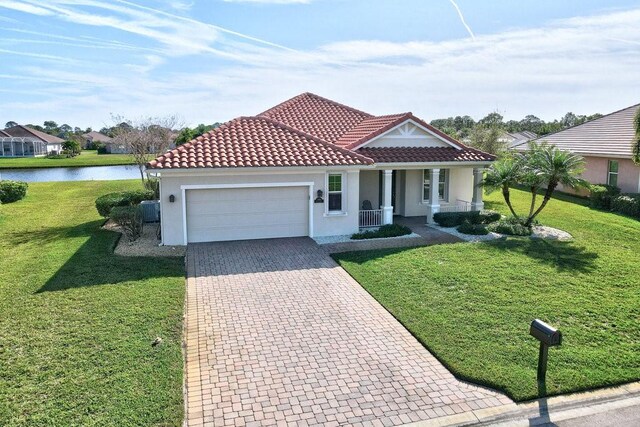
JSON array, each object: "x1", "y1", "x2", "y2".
[{"x1": 529, "y1": 319, "x2": 562, "y2": 383}]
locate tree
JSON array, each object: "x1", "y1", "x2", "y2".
[
  {"x1": 482, "y1": 143, "x2": 587, "y2": 227},
  {"x1": 62, "y1": 139, "x2": 81, "y2": 157},
  {"x1": 468, "y1": 123, "x2": 506, "y2": 155},
  {"x1": 481, "y1": 157, "x2": 520, "y2": 217},
  {"x1": 5, "y1": 121, "x2": 18, "y2": 128},
  {"x1": 479, "y1": 111, "x2": 504, "y2": 128},
  {"x1": 633, "y1": 108, "x2": 640, "y2": 165},
  {"x1": 43, "y1": 121, "x2": 59, "y2": 135},
  {"x1": 175, "y1": 123, "x2": 220, "y2": 146},
  {"x1": 523, "y1": 144, "x2": 587, "y2": 226},
  {"x1": 111, "y1": 115, "x2": 181, "y2": 183}
]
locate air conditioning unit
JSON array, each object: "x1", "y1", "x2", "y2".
[{"x1": 140, "y1": 200, "x2": 160, "y2": 223}]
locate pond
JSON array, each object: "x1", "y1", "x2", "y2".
[{"x1": 0, "y1": 165, "x2": 142, "y2": 182}]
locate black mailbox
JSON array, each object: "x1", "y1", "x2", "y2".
[{"x1": 530, "y1": 319, "x2": 562, "y2": 346}]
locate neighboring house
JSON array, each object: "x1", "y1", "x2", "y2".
[
  {"x1": 0, "y1": 125, "x2": 64, "y2": 157},
  {"x1": 499, "y1": 131, "x2": 537, "y2": 148},
  {"x1": 513, "y1": 104, "x2": 640, "y2": 194},
  {"x1": 147, "y1": 93, "x2": 494, "y2": 245},
  {"x1": 82, "y1": 131, "x2": 112, "y2": 148}
]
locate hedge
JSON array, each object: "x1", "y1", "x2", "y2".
[
  {"x1": 433, "y1": 210, "x2": 501, "y2": 227},
  {"x1": 589, "y1": 184, "x2": 620, "y2": 210},
  {"x1": 488, "y1": 217, "x2": 532, "y2": 236},
  {"x1": 351, "y1": 224, "x2": 412, "y2": 240},
  {"x1": 95, "y1": 190, "x2": 155, "y2": 217},
  {"x1": 0, "y1": 180, "x2": 28, "y2": 204},
  {"x1": 456, "y1": 220, "x2": 489, "y2": 235},
  {"x1": 611, "y1": 193, "x2": 640, "y2": 218}
]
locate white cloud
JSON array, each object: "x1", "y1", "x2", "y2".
[
  {"x1": 222, "y1": 0, "x2": 312, "y2": 4},
  {"x1": 0, "y1": 0, "x2": 53, "y2": 15},
  {"x1": 1, "y1": 4, "x2": 640, "y2": 128}
]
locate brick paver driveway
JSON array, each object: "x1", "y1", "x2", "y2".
[{"x1": 184, "y1": 238, "x2": 513, "y2": 426}]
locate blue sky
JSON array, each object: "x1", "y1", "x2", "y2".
[{"x1": 1, "y1": 0, "x2": 639, "y2": 129}]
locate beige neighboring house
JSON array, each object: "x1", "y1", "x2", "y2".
[
  {"x1": 147, "y1": 93, "x2": 495, "y2": 245},
  {"x1": 513, "y1": 104, "x2": 640, "y2": 194},
  {"x1": 82, "y1": 131, "x2": 112, "y2": 149},
  {"x1": 1, "y1": 125, "x2": 64, "y2": 157}
]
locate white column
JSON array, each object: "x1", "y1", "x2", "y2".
[
  {"x1": 471, "y1": 167, "x2": 484, "y2": 211},
  {"x1": 381, "y1": 169, "x2": 393, "y2": 225},
  {"x1": 10, "y1": 141, "x2": 14, "y2": 157},
  {"x1": 426, "y1": 168, "x2": 440, "y2": 224}
]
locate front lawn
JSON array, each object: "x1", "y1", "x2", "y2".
[
  {"x1": 0, "y1": 181, "x2": 185, "y2": 426},
  {"x1": 334, "y1": 189, "x2": 640, "y2": 401},
  {"x1": 0, "y1": 151, "x2": 134, "y2": 169}
]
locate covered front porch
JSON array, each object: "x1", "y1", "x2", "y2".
[{"x1": 358, "y1": 166, "x2": 485, "y2": 228}]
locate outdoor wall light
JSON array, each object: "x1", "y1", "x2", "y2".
[
  {"x1": 314, "y1": 189, "x2": 324, "y2": 203},
  {"x1": 169, "y1": 194, "x2": 175, "y2": 203}
]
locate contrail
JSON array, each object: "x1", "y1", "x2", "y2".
[{"x1": 448, "y1": 0, "x2": 475, "y2": 40}]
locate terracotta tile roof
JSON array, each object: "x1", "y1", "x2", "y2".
[
  {"x1": 513, "y1": 104, "x2": 639, "y2": 158},
  {"x1": 148, "y1": 92, "x2": 494, "y2": 170},
  {"x1": 148, "y1": 116, "x2": 373, "y2": 169},
  {"x1": 258, "y1": 92, "x2": 372, "y2": 143},
  {"x1": 334, "y1": 113, "x2": 410, "y2": 147},
  {"x1": 356, "y1": 147, "x2": 496, "y2": 163}
]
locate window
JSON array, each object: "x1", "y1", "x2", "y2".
[
  {"x1": 423, "y1": 169, "x2": 448, "y2": 202},
  {"x1": 607, "y1": 160, "x2": 619, "y2": 187},
  {"x1": 328, "y1": 173, "x2": 343, "y2": 212}
]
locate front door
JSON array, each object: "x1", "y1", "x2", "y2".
[{"x1": 378, "y1": 170, "x2": 397, "y2": 213}]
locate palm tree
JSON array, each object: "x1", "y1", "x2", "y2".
[
  {"x1": 481, "y1": 157, "x2": 521, "y2": 217},
  {"x1": 523, "y1": 144, "x2": 587, "y2": 226}
]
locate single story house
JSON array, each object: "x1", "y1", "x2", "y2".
[
  {"x1": 513, "y1": 103, "x2": 640, "y2": 194},
  {"x1": 147, "y1": 93, "x2": 495, "y2": 245},
  {"x1": 82, "y1": 131, "x2": 112, "y2": 148},
  {"x1": 0, "y1": 125, "x2": 64, "y2": 157}
]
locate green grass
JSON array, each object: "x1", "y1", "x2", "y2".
[
  {"x1": 0, "y1": 151, "x2": 135, "y2": 169},
  {"x1": 0, "y1": 180, "x2": 185, "y2": 426},
  {"x1": 334, "y1": 189, "x2": 640, "y2": 401}
]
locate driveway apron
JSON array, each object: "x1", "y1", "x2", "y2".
[{"x1": 184, "y1": 238, "x2": 513, "y2": 426}]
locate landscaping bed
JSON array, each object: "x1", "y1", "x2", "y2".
[
  {"x1": 334, "y1": 188, "x2": 640, "y2": 401},
  {"x1": 0, "y1": 181, "x2": 184, "y2": 426}
]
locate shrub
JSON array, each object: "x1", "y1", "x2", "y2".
[
  {"x1": 611, "y1": 193, "x2": 640, "y2": 218},
  {"x1": 351, "y1": 224, "x2": 412, "y2": 240},
  {"x1": 110, "y1": 205, "x2": 143, "y2": 241},
  {"x1": 433, "y1": 210, "x2": 501, "y2": 227},
  {"x1": 95, "y1": 190, "x2": 155, "y2": 217},
  {"x1": 143, "y1": 178, "x2": 160, "y2": 199},
  {"x1": 488, "y1": 216, "x2": 532, "y2": 236},
  {"x1": 590, "y1": 184, "x2": 620, "y2": 210},
  {"x1": 0, "y1": 180, "x2": 28, "y2": 204},
  {"x1": 456, "y1": 220, "x2": 489, "y2": 235},
  {"x1": 97, "y1": 145, "x2": 108, "y2": 154}
]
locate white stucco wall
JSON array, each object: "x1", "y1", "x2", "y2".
[
  {"x1": 157, "y1": 169, "x2": 361, "y2": 245},
  {"x1": 359, "y1": 170, "x2": 379, "y2": 209}
]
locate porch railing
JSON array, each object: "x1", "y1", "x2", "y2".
[
  {"x1": 438, "y1": 199, "x2": 472, "y2": 213},
  {"x1": 359, "y1": 209, "x2": 383, "y2": 228}
]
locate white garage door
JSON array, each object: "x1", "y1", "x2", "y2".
[{"x1": 186, "y1": 186, "x2": 309, "y2": 243}]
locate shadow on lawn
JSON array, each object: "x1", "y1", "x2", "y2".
[
  {"x1": 486, "y1": 238, "x2": 598, "y2": 273},
  {"x1": 36, "y1": 222, "x2": 183, "y2": 293}
]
